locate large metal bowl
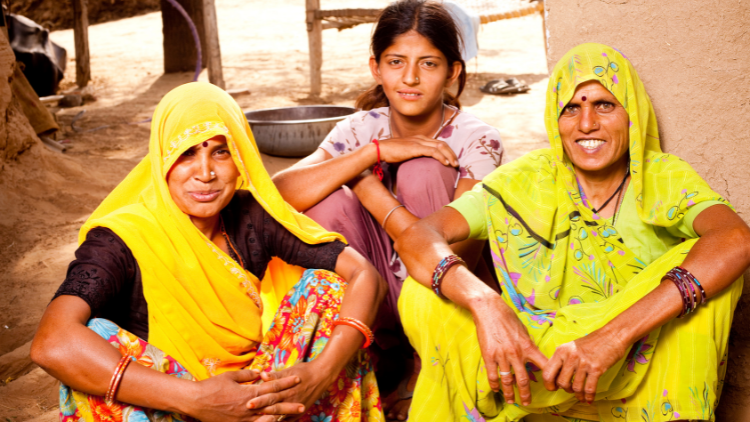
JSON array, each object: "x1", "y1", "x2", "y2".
[{"x1": 245, "y1": 105, "x2": 356, "y2": 157}]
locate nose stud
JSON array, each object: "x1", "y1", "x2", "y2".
[
  {"x1": 210, "y1": 171, "x2": 216, "y2": 177},
  {"x1": 415, "y1": 76, "x2": 420, "y2": 83}
]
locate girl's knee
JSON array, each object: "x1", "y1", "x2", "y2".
[
  {"x1": 397, "y1": 157, "x2": 456, "y2": 200},
  {"x1": 304, "y1": 187, "x2": 362, "y2": 228}
]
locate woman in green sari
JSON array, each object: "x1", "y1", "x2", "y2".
[{"x1": 394, "y1": 43, "x2": 750, "y2": 421}]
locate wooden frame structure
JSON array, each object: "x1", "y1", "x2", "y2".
[
  {"x1": 70, "y1": 0, "x2": 224, "y2": 89},
  {"x1": 305, "y1": 1, "x2": 545, "y2": 95}
]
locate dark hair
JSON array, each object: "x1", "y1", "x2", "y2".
[{"x1": 355, "y1": 0, "x2": 467, "y2": 111}]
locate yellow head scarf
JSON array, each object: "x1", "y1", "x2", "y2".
[
  {"x1": 543, "y1": 43, "x2": 724, "y2": 225},
  {"x1": 80, "y1": 82, "x2": 345, "y2": 380},
  {"x1": 480, "y1": 43, "x2": 728, "y2": 313}
]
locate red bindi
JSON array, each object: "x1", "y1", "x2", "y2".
[
  {"x1": 581, "y1": 95, "x2": 587, "y2": 101},
  {"x1": 202, "y1": 141, "x2": 208, "y2": 147}
]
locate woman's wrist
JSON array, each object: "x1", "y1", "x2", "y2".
[
  {"x1": 309, "y1": 353, "x2": 344, "y2": 384},
  {"x1": 441, "y1": 265, "x2": 503, "y2": 314},
  {"x1": 359, "y1": 142, "x2": 379, "y2": 168},
  {"x1": 467, "y1": 291, "x2": 508, "y2": 317},
  {"x1": 172, "y1": 379, "x2": 203, "y2": 416}
]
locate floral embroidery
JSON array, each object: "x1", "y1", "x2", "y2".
[
  {"x1": 204, "y1": 239, "x2": 262, "y2": 310},
  {"x1": 462, "y1": 402, "x2": 486, "y2": 422},
  {"x1": 162, "y1": 122, "x2": 229, "y2": 165},
  {"x1": 201, "y1": 357, "x2": 222, "y2": 376},
  {"x1": 475, "y1": 135, "x2": 503, "y2": 167},
  {"x1": 625, "y1": 336, "x2": 653, "y2": 372}
]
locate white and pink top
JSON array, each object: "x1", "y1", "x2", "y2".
[{"x1": 319, "y1": 105, "x2": 503, "y2": 181}]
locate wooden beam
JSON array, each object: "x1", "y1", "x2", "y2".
[
  {"x1": 72, "y1": 0, "x2": 91, "y2": 88},
  {"x1": 202, "y1": 0, "x2": 225, "y2": 89},
  {"x1": 306, "y1": 0, "x2": 322, "y2": 96}
]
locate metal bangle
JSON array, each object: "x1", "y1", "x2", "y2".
[{"x1": 381, "y1": 204, "x2": 405, "y2": 229}]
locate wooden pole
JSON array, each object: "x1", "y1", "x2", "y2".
[
  {"x1": 72, "y1": 0, "x2": 91, "y2": 88},
  {"x1": 202, "y1": 0, "x2": 225, "y2": 89},
  {"x1": 161, "y1": 0, "x2": 206, "y2": 73},
  {"x1": 306, "y1": 0, "x2": 322, "y2": 96},
  {"x1": 0, "y1": 8, "x2": 9, "y2": 41}
]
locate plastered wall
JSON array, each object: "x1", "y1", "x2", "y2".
[
  {"x1": 543, "y1": 0, "x2": 750, "y2": 419},
  {"x1": 0, "y1": 35, "x2": 37, "y2": 164}
]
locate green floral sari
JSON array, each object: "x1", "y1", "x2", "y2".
[{"x1": 399, "y1": 43, "x2": 743, "y2": 421}]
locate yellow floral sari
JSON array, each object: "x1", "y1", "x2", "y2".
[
  {"x1": 399, "y1": 43, "x2": 742, "y2": 421},
  {"x1": 62, "y1": 82, "x2": 382, "y2": 421}
]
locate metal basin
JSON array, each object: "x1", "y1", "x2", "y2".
[{"x1": 245, "y1": 105, "x2": 356, "y2": 157}]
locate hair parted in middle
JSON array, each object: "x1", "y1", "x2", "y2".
[{"x1": 354, "y1": 0, "x2": 467, "y2": 111}]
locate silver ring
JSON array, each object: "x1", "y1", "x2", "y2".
[
  {"x1": 210, "y1": 171, "x2": 216, "y2": 177},
  {"x1": 498, "y1": 371, "x2": 512, "y2": 376}
]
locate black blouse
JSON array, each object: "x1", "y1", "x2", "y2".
[{"x1": 53, "y1": 190, "x2": 346, "y2": 339}]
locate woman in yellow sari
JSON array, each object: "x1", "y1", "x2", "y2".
[
  {"x1": 394, "y1": 43, "x2": 750, "y2": 421},
  {"x1": 31, "y1": 82, "x2": 387, "y2": 422}
]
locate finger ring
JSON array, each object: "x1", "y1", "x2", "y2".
[
  {"x1": 498, "y1": 371, "x2": 512, "y2": 376},
  {"x1": 276, "y1": 416, "x2": 286, "y2": 422}
]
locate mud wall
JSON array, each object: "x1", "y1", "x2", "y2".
[
  {"x1": 7, "y1": 0, "x2": 160, "y2": 32},
  {"x1": 543, "y1": 0, "x2": 750, "y2": 419},
  {"x1": 0, "y1": 34, "x2": 38, "y2": 165}
]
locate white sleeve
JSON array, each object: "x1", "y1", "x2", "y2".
[{"x1": 457, "y1": 126, "x2": 503, "y2": 181}]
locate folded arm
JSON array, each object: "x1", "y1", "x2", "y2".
[
  {"x1": 273, "y1": 137, "x2": 459, "y2": 212},
  {"x1": 543, "y1": 204, "x2": 750, "y2": 403},
  {"x1": 396, "y1": 207, "x2": 547, "y2": 407},
  {"x1": 257, "y1": 246, "x2": 388, "y2": 410},
  {"x1": 31, "y1": 296, "x2": 304, "y2": 421}
]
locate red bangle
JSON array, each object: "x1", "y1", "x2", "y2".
[
  {"x1": 105, "y1": 355, "x2": 132, "y2": 405},
  {"x1": 332, "y1": 317, "x2": 374, "y2": 348},
  {"x1": 372, "y1": 139, "x2": 384, "y2": 181}
]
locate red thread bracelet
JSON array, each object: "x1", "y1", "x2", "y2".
[
  {"x1": 332, "y1": 317, "x2": 374, "y2": 348},
  {"x1": 372, "y1": 139, "x2": 384, "y2": 181}
]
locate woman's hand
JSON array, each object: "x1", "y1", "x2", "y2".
[
  {"x1": 542, "y1": 328, "x2": 628, "y2": 404},
  {"x1": 187, "y1": 370, "x2": 306, "y2": 422},
  {"x1": 250, "y1": 362, "x2": 337, "y2": 418},
  {"x1": 378, "y1": 135, "x2": 458, "y2": 167},
  {"x1": 470, "y1": 295, "x2": 548, "y2": 407}
]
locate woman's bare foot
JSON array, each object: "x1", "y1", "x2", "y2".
[{"x1": 385, "y1": 363, "x2": 419, "y2": 420}]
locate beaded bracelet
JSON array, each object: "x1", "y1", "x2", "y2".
[
  {"x1": 664, "y1": 266, "x2": 706, "y2": 318},
  {"x1": 431, "y1": 255, "x2": 466, "y2": 297},
  {"x1": 664, "y1": 273, "x2": 690, "y2": 318},
  {"x1": 674, "y1": 266, "x2": 706, "y2": 305},
  {"x1": 105, "y1": 355, "x2": 132, "y2": 405},
  {"x1": 332, "y1": 316, "x2": 374, "y2": 348}
]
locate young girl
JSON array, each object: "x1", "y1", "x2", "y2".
[{"x1": 273, "y1": 1, "x2": 503, "y2": 418}]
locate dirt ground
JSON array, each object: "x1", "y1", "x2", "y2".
[{"x1": 0, "y1": 0, "x2": 548, "y2": 419}]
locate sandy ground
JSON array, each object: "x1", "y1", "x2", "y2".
[{"x1": 0, "y1": 0, "x2": 548, "y2": 419}]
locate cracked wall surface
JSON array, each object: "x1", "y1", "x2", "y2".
[
  {"x1": 0, "y1": 35, "x2": 38, "y2": 165},
  {"x1": 544, "y1": 0, "x2": 750, "y2": 419}
]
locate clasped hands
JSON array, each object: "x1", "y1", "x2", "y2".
[
  {"x1": 472, "y1": 295, "x2": 629, "y2": 407},
  {"x1": 191, "y1": 361, "x2": 336, "y2": 422}
]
